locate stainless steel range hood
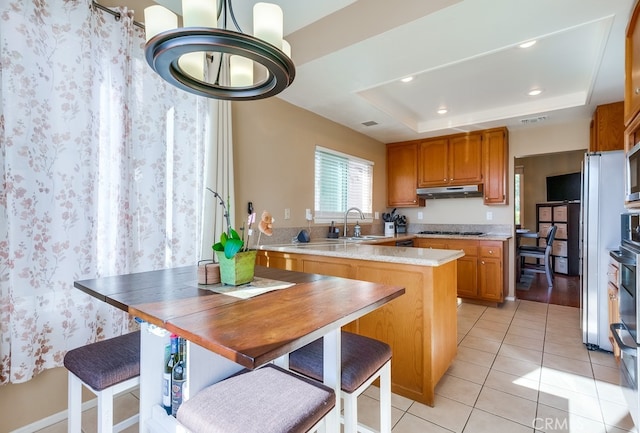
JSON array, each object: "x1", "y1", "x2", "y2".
[{"x1": 416, "y1": 184, "x2": 483, "y2": 199}]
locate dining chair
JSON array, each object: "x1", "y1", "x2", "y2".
[
  {"x1": 63, "y1": 331, "x2": 140, "y2": 433},
  {"x1": 519, "y1": 224, "x2": 558, "y2": 287},
  {"x1": 288, "y1": 331, "x2": 392, "y2": 433}
]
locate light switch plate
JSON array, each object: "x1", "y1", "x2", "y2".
[{"x1": 284, "y1": 208, "x2": 291, "y2": 220}]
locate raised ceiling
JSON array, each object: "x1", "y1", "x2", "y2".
[{"x1": 121, "y1": 0, "x2": 635, "y2": 143}]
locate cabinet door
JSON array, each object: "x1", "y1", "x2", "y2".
[
  {"x1": 449, "y1": 134, "x2": 482, "y2": 185},
  {"x1": 387, "y1": 143, "x2": 423, "y2": 207},
  {"x1": 627, "y1": 2, "x2": 640, "y2": 124},
  {"x1": 591, "y1": 102, "x2": 624, "y2": 152},
  {"x1": 447, "y1": 239, "x2": 479, "y2": 298},
  {"x1": 417, "y1": 138, "x2": 449, "y2": 187},
  {"x1": 608, "y1": 282, "x2": 620, "y2": 359},
  {"x1": 456, "y1": 256, "x2": 478, "y2": 298},
  {"x1": 478, "y1": 257, "x2": 502, "y2": 301},
  {"x1": 482, "y1": 128, "x2": 508, "y2": 205}
]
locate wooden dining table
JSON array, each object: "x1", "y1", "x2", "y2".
[{"x1": 74, "y1": 265, "x2": 405, "y2": 433}]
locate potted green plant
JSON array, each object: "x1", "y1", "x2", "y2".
[{"x1": 208, "y1": 190, "x2": 273, "y2": 286}]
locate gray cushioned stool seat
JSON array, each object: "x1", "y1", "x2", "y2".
[
  {"x1": 176, "y1": 364, "x2": 335, "y2": 433},
  {"x1": 289, "y1": 331, "x2": 391, "y2": 393},
  {"x1": 63, "y1": 331, "x2": 140, "y2": 391}
]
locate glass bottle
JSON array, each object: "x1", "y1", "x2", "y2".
[
  {"x1": 163, "y1": 334, "x2": 179, "y2": 414},
  {"x1": 171, "y1": 337, "x2": 187, "y2": 416}
]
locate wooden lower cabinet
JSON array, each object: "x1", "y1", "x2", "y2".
[
  {"x1": 414, "y1": 238, "x2": 508, "y2": 304},
  {"x1": 256, "y1": 249, "x2": 458, "y2": 407}
]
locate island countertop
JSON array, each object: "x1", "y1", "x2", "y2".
[{"x1": 259, "y1": 241, "x2": 465, "y2": 266}]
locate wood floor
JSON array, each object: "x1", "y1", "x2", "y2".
[{"x1": 515, "y1": 271, "x2": 581, "y2": 307}]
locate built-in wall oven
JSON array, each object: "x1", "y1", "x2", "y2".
[{"x1": 610, "y1": 213, "x2": 640, "y2": 426}]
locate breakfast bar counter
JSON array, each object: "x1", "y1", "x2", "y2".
[{"x1": 256, "y1": 243, "x2": 461, "y2": 406}]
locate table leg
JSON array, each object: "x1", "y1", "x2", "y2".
[{"x1": 323, "y1": 329, "x2": 341, "y2": 433}]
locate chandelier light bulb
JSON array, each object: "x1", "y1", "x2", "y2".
[
  {"x1": 230, "y1": 55, "x2": 254, "y2": 87},
  {"x1": 254, "y1": 2, "x2": 283, "y2": 49},
  {"x1": 182, "y1": 0, "x2": 218, "y2": 28},
  {"x1": 144, "y1": 5, "x2": 177, "y2": 42}
]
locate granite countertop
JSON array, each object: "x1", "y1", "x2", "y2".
[
  {"x1": 413, "y1": 233, "x2": 512, "y2": 241},
  {"x1": 259, "y1": 239, "x2": 464, "y2": 267}
]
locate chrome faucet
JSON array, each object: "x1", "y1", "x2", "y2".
[{"x1": 343, "y1": 207, "x2": 365, "y2": 237}]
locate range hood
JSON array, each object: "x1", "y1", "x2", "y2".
[{"x1": 416, "y1": 184, "x2": 483, "y2": 199}]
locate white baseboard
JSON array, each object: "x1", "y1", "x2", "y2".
[{"x1": 11, "y1": 399, "x2": 97, "y2": 433}]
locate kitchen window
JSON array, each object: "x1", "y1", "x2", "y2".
[{"x1": 314, "y1": 146, "x2": 373, "y2": 223}]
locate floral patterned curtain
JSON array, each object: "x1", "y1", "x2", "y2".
[{"x1": 0, "y1": 1, "x2": 207, "y2": 384}]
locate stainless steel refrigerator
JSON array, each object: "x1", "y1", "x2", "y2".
[{"x1": 581, "y1": 150, "x2": 626, "y2": 352}]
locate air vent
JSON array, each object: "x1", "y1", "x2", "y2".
[
  {"x1": 361, "y1": 120, "x2": 378, "y2": 127},
  {"x1": 520, "y1": 115, "x2": 548, "y2": 125}
]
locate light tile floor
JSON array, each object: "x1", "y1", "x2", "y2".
[{"x1": 37, "y1": 300, "x2": 638, "y2": 433}]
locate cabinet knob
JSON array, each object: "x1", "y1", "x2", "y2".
[
  {"x1": 488, "y1": 250, "x2": 494, "y2": 254},
  {"x1": 443, "y1": 178, "x2": 447, "y2": 181},
  {"x1": 636, "y1": 88, "x2": 640, "y2": 95},
  {"x1": 481, "y1": 260, "x2": 485, "y2": 265}
]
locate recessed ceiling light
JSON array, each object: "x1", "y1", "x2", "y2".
[
  {"x1": 400, "y1": 76, "x2": 414, "y2": 83},
  {"x1": 528, "y1": 89, "x2": 542, "y2": 96},
  {"x1": 519, "y1": 40, "x2": 537, "y2": 49},
  {"x1": 437, "y1": 108, "x2": 448, "y2": 114}
]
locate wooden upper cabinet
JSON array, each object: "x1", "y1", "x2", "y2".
[
  {"x1": 482, "y1": 127, "x2": 508, "y2": 205},
  {"x1": 449, "y1": 134, "x2": 482, "y2": 184},
  {"x1": 627, "y1": 1, "x2": 640, "y2": 125},
  {"x1": 590, "y1": 102, "x2": 624, "y2": 152},
  {"x1": 417, "y1": 138, "x2": 448, "y2": 186},
  {"x1": 386, "y1": 142, "x2": 425, "y2": 207},
  {"x1": 417, "y1": 134, "x2": 481, "y2": 187}
]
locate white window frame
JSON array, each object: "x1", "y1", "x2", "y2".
[{"x1": 314, "y1": 145, "x2": 374, "y2": 224}]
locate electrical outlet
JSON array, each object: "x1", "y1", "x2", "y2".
[
  {"x1": 284, "y1": 208, "x2": 291, "y2": 220},
  {"x1": 305, "y1": 209, "x2": 313, "y2": 220},
  {"x1": 417, "y1": 211, "x2": 423, "y2": 220},
  {"x1": 486, "y1": 211, "x2": 493, "y2": 221},
  {"x1": 374, "y1": 212, "x2": 379, "y2": 220}
]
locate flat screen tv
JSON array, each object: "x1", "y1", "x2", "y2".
[{"x1": 546, "y1": 172, "x2": 581, "y2": 202}]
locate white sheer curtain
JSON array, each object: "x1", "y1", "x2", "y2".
[
  {"x1": 0, "y1": 1, "x2": 207, "y2": 384},
  {"x1": 201, "y1": 58, "x2": 235, "y2": 260}
]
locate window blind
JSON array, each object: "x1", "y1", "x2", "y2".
[{"x1": 314, "y1": 146, "x2": 373, "y2": 222}]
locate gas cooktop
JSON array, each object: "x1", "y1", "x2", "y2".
[{"x1": 418, "y1": 230, "x2": 485, "y2": 236}]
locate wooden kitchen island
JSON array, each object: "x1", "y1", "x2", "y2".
[{"x1": 257, "y1": 241, "x2": 464, "y2": 406}]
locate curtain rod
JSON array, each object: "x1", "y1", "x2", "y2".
[{"x1": 92, "y1": 1, "x2": 145, "y2": 30}]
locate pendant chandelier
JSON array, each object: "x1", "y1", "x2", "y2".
[{"x1": 144, "y1": 0, "x2": 295, "y2": 101}]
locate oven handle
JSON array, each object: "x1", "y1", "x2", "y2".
[
  {"x1": 611, "y1": 323, "x2": 639, "y2": 355},
  {"x1": 610, "y1": 250, "x2": 636, "y2": 266}
]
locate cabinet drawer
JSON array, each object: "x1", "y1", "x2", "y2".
[
  {"x1": 538, "y1": 223, "x2": 552, "y2": 237},
  {"x1": 555, "y1": 257, "x2": 568, "y2": 274},
  {"x1": 552, "y1": 240, "x2": 568, "y2": 257},
  {"x1": 608, "y1": 262, "x2": 619, "y2": 286},
  {"x1": 553, "y1": 206, "x2": 568, "y2": 222},
  {"x1": 447, "y1": 239, "x2": 478, "y2": 256},
  {"x1": 538, "y1": 207, "x2": 552, "y2": 222},
  {"x1": 479, "y1": 244, "x2": 502, "y2": 259},
  {"x1": 555, "y1": 223, "x2": 568, "y2": 239}
]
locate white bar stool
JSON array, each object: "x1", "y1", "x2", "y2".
[
  {"x1": 289, "y1": 331, "x2": 392, "y2": 433},
  {"x1": 63, "y1": 331, "x2": 140, "y2": 433}
]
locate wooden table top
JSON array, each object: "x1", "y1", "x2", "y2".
[{"x1": 75, "y1": 266, "x2": 405, "y2": 369}]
